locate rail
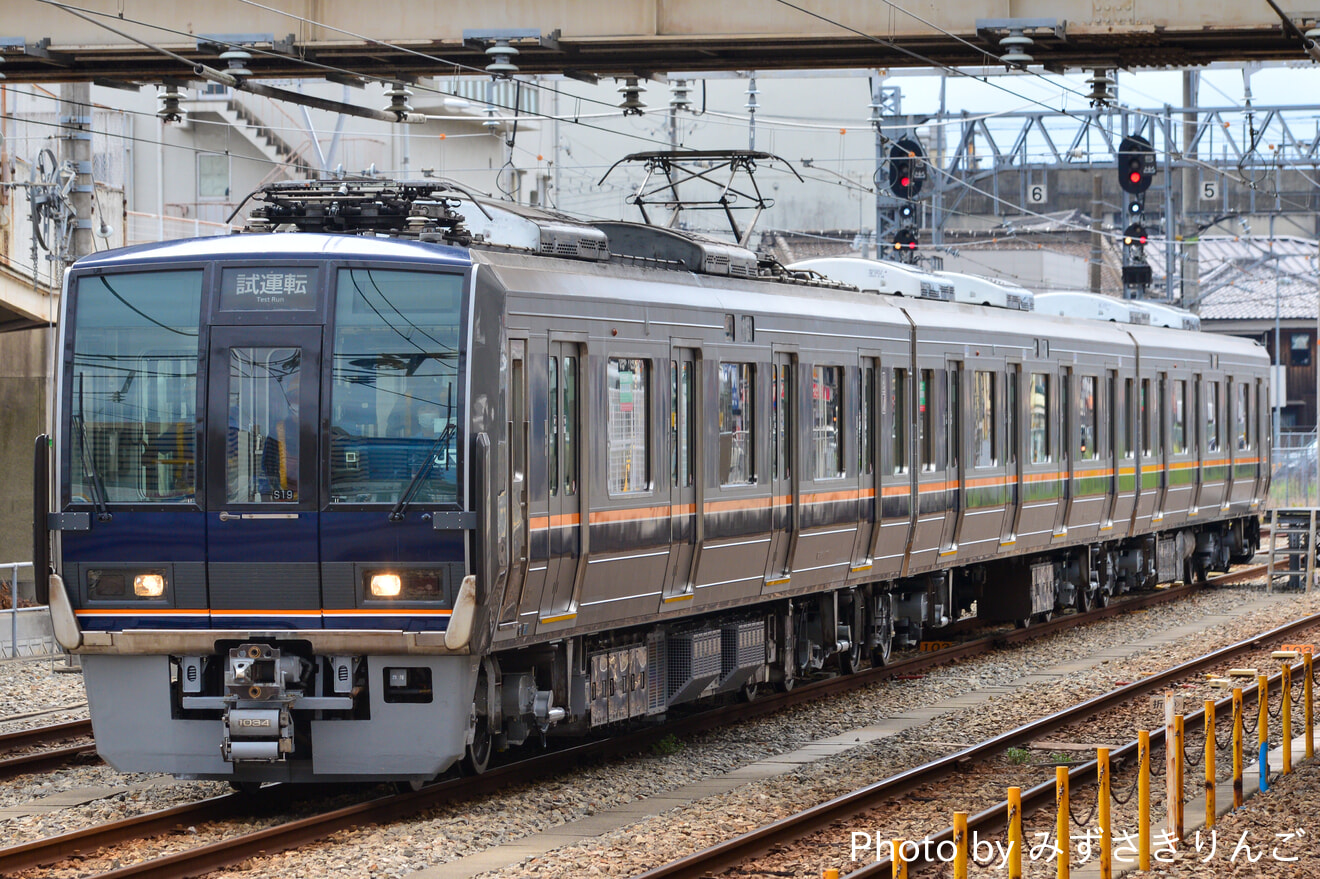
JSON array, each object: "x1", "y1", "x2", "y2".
[{"x1": 0, "y1": 563, "x2": 1264, "y2": 878}]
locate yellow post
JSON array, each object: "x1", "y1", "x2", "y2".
[
  {"x1": 1307, "y1": 652, "x2": 1315, "y2": 761},
  {"x1": 954, "y1": 811, "x2": 968, "y2": 879},
  {"x1": 892, "y1": 839, "x2": 908, "y2": 879},
  {"x1": 1098, "y1": 747, "x2": 1111, "y2": 879},
  {"x1": 1138, "y1": 729, "x2": 1151, "y2": 871},
  {"x1": 1056, "y1": 765, "x2": 1071, "y2": 879},
  {"x1": 1283, "y1": 659, "x2": 1293, "y2": 775},
  {"x1": 1174, "y1": 713, "x2": 1185, "y2": 842},
  {"x1": 1258, "y1": 674, "x2": 1270, "y2": 793},
  {"x1": 1232, "y1": 688, "x2": 1244, "y2": 808},
  {"x1": 1008, "y1": 787, "x2": 1024, "y2": 879},
  {"x1": 823, "y1": 871, "x2": 840, "y2": 879},
  {"x1": 1204, "y1": 699, "x2": 1216, "y2": 828}
]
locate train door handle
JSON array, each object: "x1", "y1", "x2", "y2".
[{"x1": 219, "y1": 511, "x2": 236, "y2": 522}]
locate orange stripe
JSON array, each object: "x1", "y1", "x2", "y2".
[
  {"x1": 590, "y1": 505, "x2": 671, "y2": 525},
  {"x1": 210, "y1": 609, "x2": 323, "y2": 616},
  {"x1": 75, "y1": 608, "x2": 207, "y2": 616},
  {"x1": 802, "y1": 488, "x2": 863, "y2": 504},
  {"x1": 704, "y1": 496, "x2": 773, "y2": 514},
  {"x1": 1022, "y1": 472, "x2": 1063, "y2": 484},
  {"x1": 881, "y1": 484, "x2": 910, "y2": 497},
  {"x1": 324, "y1": 608, "x2": 453, "y2": 616}
]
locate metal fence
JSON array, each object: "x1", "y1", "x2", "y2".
[
  {"x1": 0, "y1": 562, "x2": 54, "y2": 659},
  {"x1": 1270, "y1": 430, "x2": 1319, "y2": 509}
]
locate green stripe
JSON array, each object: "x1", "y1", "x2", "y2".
[
  {"x1": 1074, "y1": 475, "x2": 1110, "y2": 496},
  {"x1": 1141, "y1": 469, "x2": 1162, "y2": 490},
  {"x1": 1024, "y1": 478, "x2": 1062, "y2": 501},
  {"x1": 1168, "y1": 467, "x2": 1196, "y2": 486}
]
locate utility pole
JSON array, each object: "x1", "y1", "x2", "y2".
[
  {"x1": 1180, "y1": 71, "x2": 1200, "y2": 308},
  {"x1": 60, "y1": 82, "x2": 94, "y2": 269},
  {"x1": 1089, "y1": 172, "x2": 1104, "y2": 293}
]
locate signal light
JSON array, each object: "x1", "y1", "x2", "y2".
[
  {"x1": 1117, "y1": 134, "x2": 1155, "y2": 195},
  {"x1": 1122, "y1": 223, "x2": 1148, "y2": 247},
  {"x1": 887, "y1": 136, "x2": 926, "y2": 200},
  {"x1": 892, "y1": 229, "x2": 918, "y2": 251}
]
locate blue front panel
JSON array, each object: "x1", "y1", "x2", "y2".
[
  {"x1": 319, "y1": 511, "x2": 465, "y2": 631},
  {"x1": 61, "y1": 511, "x2": 209, "y2": 631}
]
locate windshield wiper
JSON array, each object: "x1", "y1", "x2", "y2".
[
  {"x1": 73, "y1": 413, "x2": 112, "y2": 522},
  {"x1": 389, "y1": 383, "x2": 456, "y2": 523},
  {"x1": 388, "y1": 423, "x2": 456, "y2": 522}
]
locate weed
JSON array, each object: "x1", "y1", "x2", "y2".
[
  {"x1": 652, "y1": 734, "x2": 683, "y2": 757},
  {"x1": 1006, "y1": 746, "x2": 1031, "y2": 765}
]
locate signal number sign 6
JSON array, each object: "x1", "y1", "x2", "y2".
[{"x1": 1027, "y1": 182, "x2": 1048, "y2": 204}]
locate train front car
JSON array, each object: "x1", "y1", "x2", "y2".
[{"x1": 42, "y1": 233, "x2": 504, "y2": 785}]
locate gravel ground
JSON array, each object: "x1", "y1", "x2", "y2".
[{"x1": 3, "y1": 581, "x2": 1318, "y2": 879}]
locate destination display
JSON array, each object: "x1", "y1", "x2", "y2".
[{"x1": 219, "y1": 267, "x2": 318, "y2": 311}]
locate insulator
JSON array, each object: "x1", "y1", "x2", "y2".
[
  {"x1": 999, "y1": 30, "x2": 1034, "y2": 68},
  {"x1": 383, "y1": 82, "x2": 414, "y2": 116},
  {"x1": 669, "y1": 79, "x2": 691, "y2": 111},
  {"x1": 1086, "y1": 69, "x2": 1115, "y2": 107},
  {"x1": 0, "y1": 55, "x2": 6, "y2": 82},
  {"x1": 219, "y1": 49, "x2": 253, "y2": 78},
  {"x1": 157, "y1": 86, "x2": 186, "y2": 123},
  {"x1": 617, "y1": 78, "x2": 647, "y2": 116},
  {"x1": 485, "y1": 40, "x2": 519, "y2": 78}
]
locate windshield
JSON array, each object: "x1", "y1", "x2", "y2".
[
  {"x1": 330, "y1": 267, "x2": 463, "y2": 504},
  {"x1": 67, "y1": 270, "x2": 203, "y2": 505}
]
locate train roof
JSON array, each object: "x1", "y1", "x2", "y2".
[{"x1": 70, "y1": 232, "x2": 473, "y2": 271}]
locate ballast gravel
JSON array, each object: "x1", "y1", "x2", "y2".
[{"x1": 1, "y1": 581, "x2": 1318, "y2": 879}]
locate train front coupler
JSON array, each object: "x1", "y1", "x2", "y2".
[{"x1": 219, "y1": 643, "x2": 308, "y2": 763}]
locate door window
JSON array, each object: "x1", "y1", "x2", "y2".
[{"x1": 226, "y1": 347, "x2": 302, "y2": 504}]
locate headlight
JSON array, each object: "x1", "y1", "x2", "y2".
[
  {"x1": 134, "y1": 573, "x2": 166, "y2": 597},
  {"x1": 369, "y1": 573, "x2": 402, "y2": 597},
  {"x1": 88, "y1": 568, "x2": 169, "y2": 600},
  {"x1": 364, "y1": 569, "x2": 445, "y2": 601}
]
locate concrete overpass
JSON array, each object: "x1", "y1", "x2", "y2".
[{"x1": 1, "y1": 1, "x2": 1316, "y2": 84}]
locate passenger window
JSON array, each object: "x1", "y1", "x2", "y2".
[
  {"x1": 607, "y1": 358, "x2": 649, "y2": 493},
  {"x1": 919, "y1": 369, "x2": 935, "y2": 472},
  {"x1": 891, "y1": 368, "x2": 909, "y2": 475},
  {"x1": 719, "y1": 362, "x2": 756, "y2": 485},
  {"x1": 1236, "y1": 383, "x2": 1250, "y2": 451},
  {"x1": 548, "y1": 358, "x2": 559, "y2": 497},
  {"x1": 1005, "y1": 367, "x2": 1018, "y2": 467},
  {"x1": 1171, "y1": 379, "x2": 1187, "y2": 454},
  {"x1": 1141, "y1": 378, "x2": 1160, "y2": 457},
  {"x1": 860, "y1": 364, "x2": 875, "y2": 476},
  {"x1": 1029, "y1": 372, "x2": 1050, "y2": 465},
  {"x1": 1078, "y1": 375, "x2": 1097, "y2": 461},
  {"x1": 671, "y1": 360, "x2": 694, "y2": 488},
  {"x1": 563, "y1": 355, "x2": 579, "y2": 496},
  {"x1": 1120, "y1": 378, "x2": 1134, "y2": 459},
  {"x1": 812, "y1": 365, "x2": 845, "y2": 479},
  {"x1": 972, "y1": 370, "x2": 995, "y2": 468},
  {"x1": 1206, "y1": 381, "x2": 1220, "y2": 453}
]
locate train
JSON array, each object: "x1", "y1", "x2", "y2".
[{"x1": 35, "y1": 179, "x2": 1269, "y2": 786}]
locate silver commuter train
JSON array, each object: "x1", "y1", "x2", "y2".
[{"x1": 36, "y1": 181, "x2": 1269, "y2": 785}]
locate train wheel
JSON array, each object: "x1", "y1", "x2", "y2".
[
  {"x1": 839, "y1": 592, "x2": 867, "y2": 675},
  {"x1": 1075, "y1": 585, "x2": 1092, "y2": 614},
  {"x1": 871, "y1": 594, "x2": 894, "y2": 666},
  {"x1": 740, "y1": 680, "x2": 760, "y2": 702},
  {"x1": 461, "y1": 716, "x2": 492, "y2": 775}
]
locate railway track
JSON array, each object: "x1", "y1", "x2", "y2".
[
  {"x1": 0, "y1": 718, "x2": 96, "y2": 780},
  {"x1": 0, "y1": 563, "x2": 1267, "y2": 879},
  {"x1": 639, "y1": 593, "x2": 1314, "y2": 878}
]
